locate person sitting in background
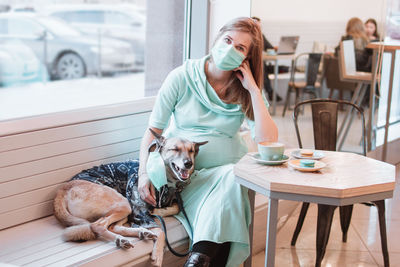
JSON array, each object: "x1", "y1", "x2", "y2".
[
  {"x1": 365, "y1": 18, "x2": 380, "y2": 41},
  {"x1": 251, "y1": 16, "x2": 282, "y2": 101},
  {"x1": 335, "y1": 17, "x2": 372, "y2": 72}
]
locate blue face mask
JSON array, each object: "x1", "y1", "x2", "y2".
[
  {"x1": 146, "y1": 151, "x2": 167, "y2": 191},
  {"x1": 211, "y1": 39, "x2": 246, "y2": 71}
]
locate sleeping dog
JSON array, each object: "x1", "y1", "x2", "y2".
[{"x1": 53, "y1": 129, "x2": 207, "y2": 266}]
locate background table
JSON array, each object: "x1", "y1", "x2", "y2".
[
  {"x1": 263, "y1": 53, "x2": 295, "y2": 115},
  {"x1": 366, "y1": 42, "x2": 400, "y2": 161},
  {"x1": 234, "y1": 150, "x2": 395, "y2": 267}
]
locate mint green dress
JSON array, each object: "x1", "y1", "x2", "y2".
[{"x1": 149, "y1": 55, "x2": 268, "y2": 267}]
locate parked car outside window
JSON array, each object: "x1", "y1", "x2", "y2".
[
  {"x1": 0, "y1": 13, "x2": 136, "y2": 80},
  {"x1": 0, "y1": 39, "x2": 47, "y2": 87},
  {"x1": 43, "y1": 4, "x2": 145, "y2": 71}
]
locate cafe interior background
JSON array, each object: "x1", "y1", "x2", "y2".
[
  {"x1": 0, "y1": 0, "x2": 398, "y2": 163},
  {"x1": 0, "y1": 0, "x2": 399, "y2": 266}
]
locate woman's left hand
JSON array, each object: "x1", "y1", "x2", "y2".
[{"x1": 234, "y1": 60, "x2": 259, "y2": 94}]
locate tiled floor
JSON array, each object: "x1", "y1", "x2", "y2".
[{"x1": 251, "y1": 104, "x2": 400, "y2": 267}]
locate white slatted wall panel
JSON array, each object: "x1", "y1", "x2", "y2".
[{"x1": 0, "y1": 110, "x2": 151, "y2": 230}]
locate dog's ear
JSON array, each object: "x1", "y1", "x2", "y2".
[
  {"x1": 149, "y1": 128, "x2": 163, "y2": 140},
  {"x1": 148, "y1": 128, "x2": 165, "y2": 152},
  {"x1": 194, "y1": 141, "x2": 208, "y2": 156}
]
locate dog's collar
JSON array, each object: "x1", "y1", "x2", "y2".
[
  {"x1": 175, "y1": 181, "x2": 186, "y2": 192},
  {"x1": 166, "y1": 179, "x2": 187, "y2": 192}
]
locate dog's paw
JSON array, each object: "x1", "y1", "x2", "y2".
[
  {"x1": 139, "y1": 228, "x2": 157, "y2": 240},
  {"x1": 150, "y1": 208, "x2": 164, "y2": 216},
  {"x1": 115, "y1": 236, "x2": 134, "y2": 249},
  {"x1": 150, "y1": 252, "x2": 163, "y2": 267}
]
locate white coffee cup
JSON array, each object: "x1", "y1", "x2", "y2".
[{"x1": 258, "y1": 142, "x2": 285, "y2": 161}]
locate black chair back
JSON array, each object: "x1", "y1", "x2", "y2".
[
  {"x1": 305, "y1": 53, "x2": 322, "y2": 87},
  {"x1": 293, "y1": 99, "x2": 366, "y2": 155}
]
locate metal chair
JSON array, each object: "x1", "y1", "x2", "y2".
[
  {"x1": 290, "y1": 99, "x2": 389, "y2": 267},
  {"x1": 282, "y1": 53, "x2": 322, "y2": 117}
]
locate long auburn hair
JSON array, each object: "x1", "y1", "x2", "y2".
[
  {"x1": 211, "y1": 17, "x2": 263, "y2": 120},
  {"x1": 346, "y1": 17, "x2": 369, "y2": 47}
]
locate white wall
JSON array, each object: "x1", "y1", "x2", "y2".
[
  {"x1": 207, "y1": 0, "x2": 387, "y2": 56},
  {"x1": 252, "y1": 0, "x2": 386, "y2": 22},
  {"x1": 252, "y1": 0, "x2": 387, "y2": 54},
  {"x1": 208, "y1": 0, "x2": 251, "y2": 50}
]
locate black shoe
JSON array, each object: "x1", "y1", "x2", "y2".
[{"x1": 184, "y1": 252, "x2": 211, "y2": 267}]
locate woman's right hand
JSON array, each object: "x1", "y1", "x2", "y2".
[{"x1": 138, "y1": 173, "x2": 157, "y2": 206}]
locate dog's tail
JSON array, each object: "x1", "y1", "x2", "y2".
[
  {"x1": 54, "y1": 183, "x2": 96, "y2": 241},
  {"x1": 62, "y1": 224, "x2": 96, "y2": 241}
]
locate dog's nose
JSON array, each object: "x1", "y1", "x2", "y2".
[{"x1": 183, "y1": 159, "x2": 193, "y2": 169}]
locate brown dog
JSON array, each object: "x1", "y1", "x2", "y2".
[{"x1": 53, "y1": 129, "x2": 207, "y2": 266}]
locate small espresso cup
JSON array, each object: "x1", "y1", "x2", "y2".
[{"x1": 258, "y1": 141, "x2": 285, "y2": 161}]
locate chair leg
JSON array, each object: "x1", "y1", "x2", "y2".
[
  {"x1": 315, "y1": 204, "x2": 336, "y2": 267},
  {"x1": 291, "y1": 202, "x2": 310, "y2": 246},
  {"x1": 337, "y1": 83, "x2": 362, "y2": 139},
  {"x1": 328, "y1": 88, "x2": 334, "y2": 99},
  {"x1": 373, "y1": 200, "x2": 390, "y2": 267},
  {"x1": 338, "y1": 90, "x2": 346, "y2": 111},
  {"x1": 296, "y1": 88, "x2": 302, "y2": 106},
  {"x1": 282, "y1": 86, "x2": 292, "y2": 117},
  {"x1": 337, "y1": 84, "x2": 367, "y2": 151},
  {"x1": 313, "y1": 87, "x2": 320, "y2": 99},
  {"x1": 339, "y1": 205, "x2": 354, "y2": 242},
  {"x1": 296, "y1": 88, "x2": 305, "y2": 114}
]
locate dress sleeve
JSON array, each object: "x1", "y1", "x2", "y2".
[
  {"x1": 148, "y1": 67, "x2": 183, "y2": 129},
  {"x1": 246, "y1": 91, "x2": 270, "y2": 140}
]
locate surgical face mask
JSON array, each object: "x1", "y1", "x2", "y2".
[
  {"x1": 211, "y1": 39, "x2": 246, "y2": 71},
  {"x1": 146, "y1": 152, "x2": 167, "y2": 191}
]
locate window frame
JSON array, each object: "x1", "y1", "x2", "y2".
[{"x1": 0, "y1": 98, "x2": 156, "y2": 137}]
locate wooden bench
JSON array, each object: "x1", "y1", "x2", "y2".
[{"x1": 0, "y1": 98, "x2": 298, "y2": 266}]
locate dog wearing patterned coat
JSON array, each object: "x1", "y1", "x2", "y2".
[{"x1": 53, "y1": 129, "x2": 207, "y2": 266}]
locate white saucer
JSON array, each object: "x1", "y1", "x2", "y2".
[
  {"x1": 251, "y1": 154, "x2": 289, "y2": 165},
  {"x1": 291, "y1": 150, "x2": 325, "y2": 160},
  {"x1": 288, "y1": 159, "x2": 327, "y2": 172}
]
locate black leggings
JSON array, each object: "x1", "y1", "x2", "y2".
[{"x1": 192, "y1": 241, "x2": 231, "y2": 267}]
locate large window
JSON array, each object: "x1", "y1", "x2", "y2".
[{"x1": 0, "y1": 0, "x2": 156, "y2": 122}]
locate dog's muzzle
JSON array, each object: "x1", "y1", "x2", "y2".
[{"x1": 171, "y1": 162, "x2": 192, "y2": 182}]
